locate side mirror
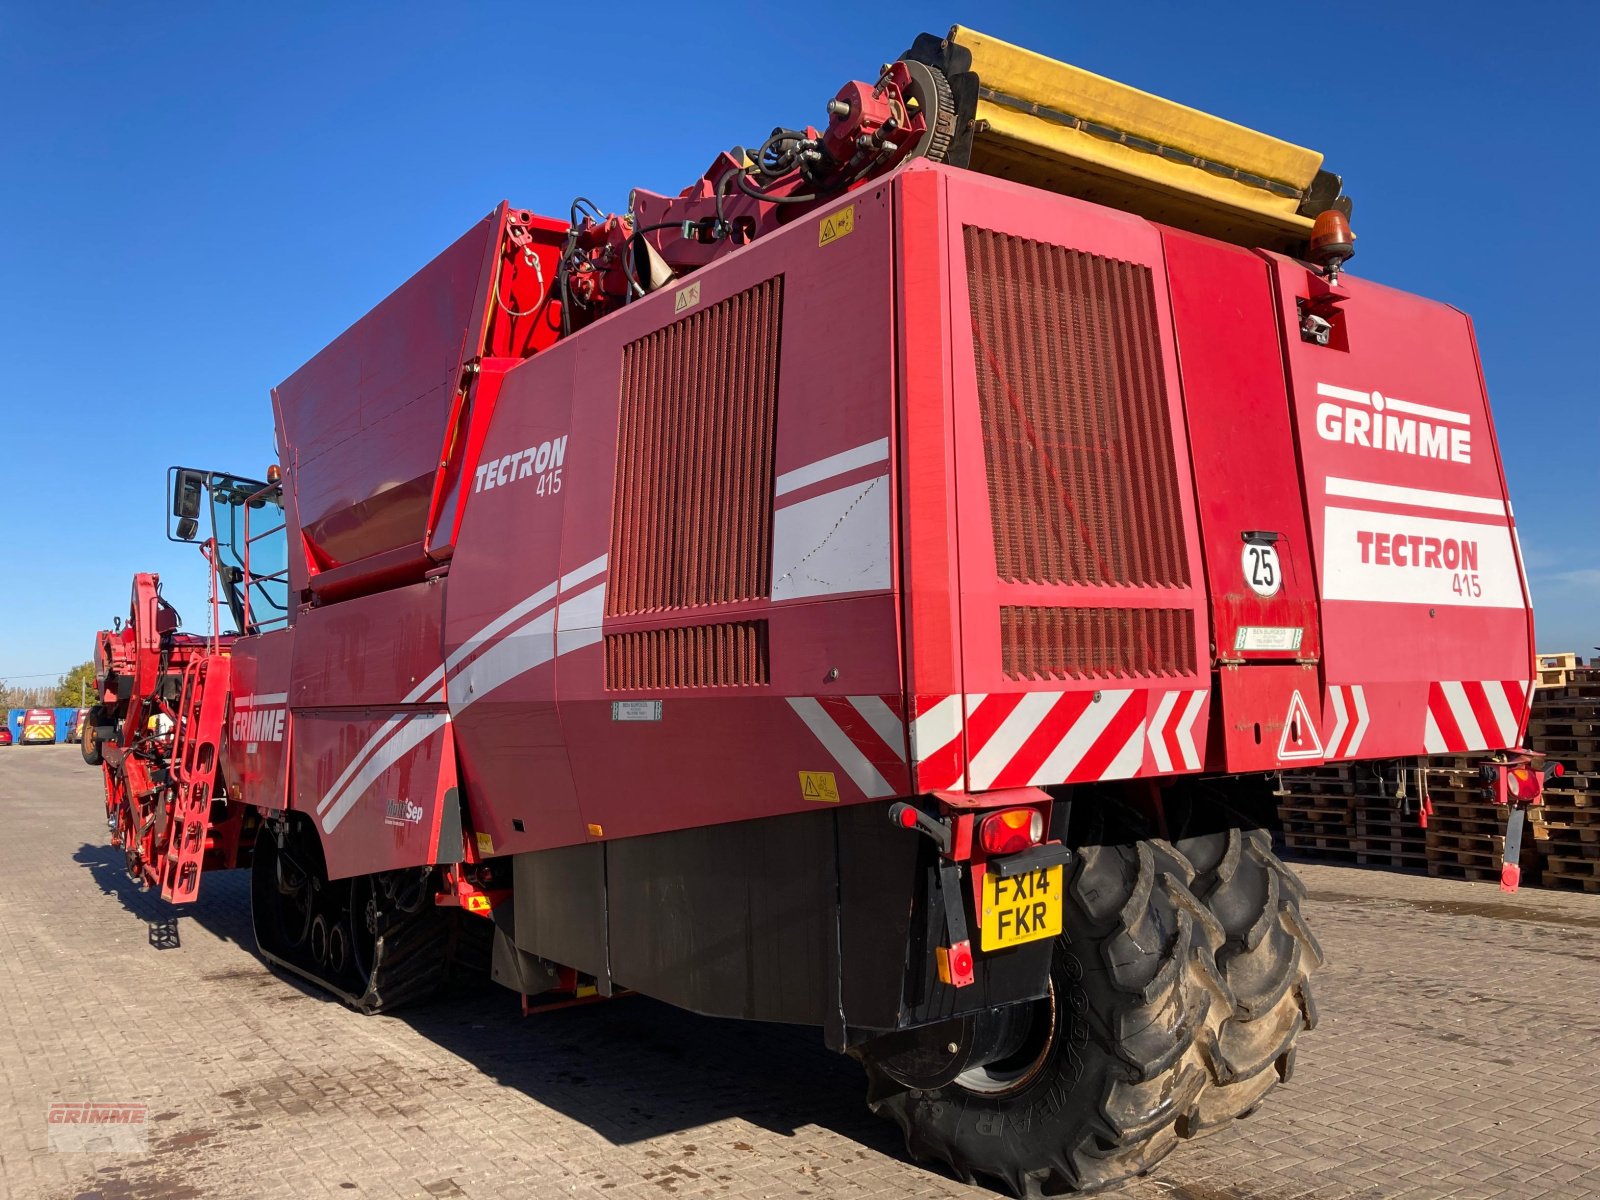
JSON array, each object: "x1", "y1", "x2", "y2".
[
  {"x1": 170, "y1": 468, "x2": 205, "y2": 541},
  {"x1": 173, "y1": 469, "x2": 205, "y2": 521}
]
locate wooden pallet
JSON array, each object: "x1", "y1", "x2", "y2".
[
  {"x1": 1426, "y1": 860, "x2": 1504, "y2": 883},
  {"x1": 1544, "y1": 855, "x2": 1600, "y2": 878},
  {"x1": 1543, "y1": 872, "x2": 1600, "y2": 894}
]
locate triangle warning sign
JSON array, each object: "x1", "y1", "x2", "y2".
[{"x1": 1277, "y1": 690, "x2": 1325, "y2": 762}]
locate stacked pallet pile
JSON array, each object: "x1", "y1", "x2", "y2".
[
  {"x1": 1416, "y1": 757, "x2": 1536, "y2": 884},
  {"x1": 1528, "y1": 666, "x2": 1600, "y2": 893},
  {"x1": 1279, "y1": 667, "x2": 1600, "y2": 892},
  {"x1": 1277, "y1": 762, "x2": 1427, "y2": 870}
]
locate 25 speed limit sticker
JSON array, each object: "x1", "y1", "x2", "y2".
[{"x1": 1242, "y1": 542, "x2": 1282, "y2": 598}]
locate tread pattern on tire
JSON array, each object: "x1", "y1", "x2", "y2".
[
  {"x1": 866, "y1": 817, "x2": 1319, "y2": 1197},
  {"x1": 1174, "y1": 826, "x2": 1323, "y2": 1134}
]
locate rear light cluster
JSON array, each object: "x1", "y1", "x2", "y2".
[{"x1": 978, "y1": 807, "x2": 1044, "y2": 855}]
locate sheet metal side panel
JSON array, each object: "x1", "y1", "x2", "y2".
[
  {"x1": 939, "y1": 168, "x2": 1209, "y2": 787},
  {"x1": 222, "y1": 627, "x2": 294, "y2": 812},
  {"x1": 895, "y1": 166, "x2": 967, "y2": 791},
  {"x1": 274, "y1": 211, "x2": 501, "y2": 569},
  {"x1": 557, "y1": 188, "x2": 904, "y2": 842},
  {"x1": 1161, "y1": 229, "x2": 1322, "y2": 666},
  {"x1": 1267, "y1": 254, "x2": 1534, "y2": 757}
]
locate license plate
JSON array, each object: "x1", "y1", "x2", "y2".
[{"x1": 980, "y1": 865, "x2": 1063, "y2": 950}]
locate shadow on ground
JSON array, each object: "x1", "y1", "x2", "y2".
[{"x1": 71, "y1": 840, "x2": 910, "y2": 1160}]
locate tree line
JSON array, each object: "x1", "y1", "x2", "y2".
[{"x1": 0, "y1": 662, "x2": 97, "y2": 710}]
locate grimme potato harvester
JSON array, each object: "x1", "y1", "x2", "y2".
[{"x1": 86, "y1": 26, "x2": 1535, "y2": 1195}]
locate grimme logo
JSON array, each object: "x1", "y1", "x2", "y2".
[
  {"x1": 384, "y1": 798, "x2": 424, "y2": 828},
  {"x1": 1314, "y1": 383, "x2": 1471, "y2": 465},
  {"x1": 474, "y1": 435, "x2": 568, "y2": 493},
  {"x1": 47, "y1": 1102, "x2": 149, "y2": 1153},
  {"x1": 232, "y1": 705, "x2": 286, "y2": 743}
]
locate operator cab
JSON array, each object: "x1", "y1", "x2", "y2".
[{"x1": 169, "y1": 466, "x2": 289, "y2": 636}]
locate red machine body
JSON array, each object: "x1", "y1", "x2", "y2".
[
  {"x1": 86, "y1": 36, "x2": 1535, "y2": 1187},
  {"x1": 217, "y1": 162, "x2": 1531, "y2": 884}
]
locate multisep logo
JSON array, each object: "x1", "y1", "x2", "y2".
[
  {"x1": 474, "y1": 435, "x2": 568, "y2": 493},
  {"x1": 384, "y1": 798, "x2": 424, "y2": 828},
  {"x1": 1314, "y1": 383, "x2": 1471, "y2": 465}
]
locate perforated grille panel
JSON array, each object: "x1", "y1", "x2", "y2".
[
  {"x1": 608, "y1": 277, "x2": 783, "y2": 616},
  {"x1": 964, "y1": 228, "x2": 1189, "y2": 588},
  {"x1": 1001, "y1": 606, "x2": 1194, "y2": 681},
  {"x1": 605, "y1": 621, "x2": 770, "y2": 690}
]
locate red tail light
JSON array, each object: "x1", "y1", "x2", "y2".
[{"x1": 979, "y1": 807, "x2": 1044, "y2": 855}]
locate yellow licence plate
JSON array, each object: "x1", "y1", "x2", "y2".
[{"x1": 980, "y1": 865, "x2": 1063, "y2": 951}]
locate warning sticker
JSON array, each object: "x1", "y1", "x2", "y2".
[
  {"x1": 799, "y1": 770, "x2": 840, "y2": 803},
  {"x1": 818, "y1": 205, "x2": 855, "y2": 246},
  {"x1": 673, "y1": 281, "x2": 701, "y2": 313},
  {"x1": 1277, "y1": 690, "x2": 1325, "y2": 761},
  {"x1": 475, "y1": 831, "x2": 496, "y2": 856}
]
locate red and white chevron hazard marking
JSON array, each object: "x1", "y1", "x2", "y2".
[
  {"x1": 910, "y1": 689, "x2": 1208, "y2": 793},
  {"x1": 1145, "y1": 689, "x2": 1208, "y2": 774},
  {"x1": 1324, "y1": 684, "x2": 1370, "y2": 758},
  {"x1": 1423, "y1": 679, "x2": 1531, "y2": 754},
  {"x1": 787, "y1": 695, "x2": 909, "y2": 799}
]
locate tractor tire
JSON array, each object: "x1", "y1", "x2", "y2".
[
  {"x1": 866, "y1": 833, "x2": 1231, "y2": 1196},
  {"x1": 80, "y1": 706, "x2": 104, "y2": 767},
  {"x1": 1170, "y1": 818, "x2": 1323, "y2": 1134}
]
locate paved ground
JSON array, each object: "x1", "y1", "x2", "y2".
[{"x1": 3, "y1": 746, "x2": 1599, "y2": 1200}]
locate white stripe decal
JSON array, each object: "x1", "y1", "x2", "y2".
[
  {"x1": 554, "y1": 582, "x2": 607, "y2": 658},
  {"x1": 1324, "y1": 476, "x2": 1506, "y2": 517},
  {"x1": 1385, "y1": 395, "x2": 1470, "y2": 426},
  {"x1": 1317, "y1": 382, "x2": 1370, "y2": 405},
  {"x1": 787, "y1": 697, "x2": 893, "y2": 798},
  {"x1": 1175, "y1": 690, "x2": 1206, "y2": 769},
  {"x1": 321, "y1": 713, "x2": 448, "y2": 834},
  {"x1": 1346, "y1": 685, "x2": 1370, "y2": 756},
  {"x1": 1326, "y1": 687, "x2": 1349, "y2": 759},
  {"x1": 969, "y1": 692, "x2": 1060, "y2": 790},
  {"x1": 1146, "y1": 691, "x2": 1178, "y2": 774},
  {"x1": 316, "y1": 555, "x2": 609, "y2": 834},
  {"x1": 1100, "y1": 721, "x2": 1147, "y2": 781},
  {"x1": 1029, "y1": 690, "x2": 1132, "y2": 786},
  {"x1": 316, "y1": 711, "x2": 410, "y2": 816},
  {"x1": 1314, "y1": 382, "x2": 1468, "y2": 426},
  {"x1": 1441, "y1": 681, "x2": 1486, "y2": 751},
  {"x1": 849, "y1": 696, "x2": 906, "y2": 762},
  {"x1": 1423, "y1": 709, "x2": 1447, "y2": 754},
  {"x1": 560, "y1": 553, "x2": 610, "y2": 593},
  {"x1": 451, "y1": 609, "x2": 557, "y2": 715},
  {"x1": 1483, "y1": 680, "x2": 1518, "y2": 748},
  {"x1": 775, "y1": 438, "x2": 890, "y2": 497},
  {"x1": 911, "y1": 694, "x2": 964, "y2": 760},
  {"x1": 233, "y1": 692, "x2": 288, "y2": 707}
]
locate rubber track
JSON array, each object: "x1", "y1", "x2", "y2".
[{"x1": 252, "y1": 840, "x2": 481, "y2": 1014}]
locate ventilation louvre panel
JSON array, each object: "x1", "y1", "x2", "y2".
[
  {"x1": 964, "y1": 227, "x2": 1189, "y2": 589},
  {"x1": 1001, "y1": 606, "x2": 1194, "y2": 681},
  {"x1": 608, "y1": 277, "x2": 783, "y2": 616},
  {"x1": 606, "y1": 621, "x2": 770, "y2": 690}
]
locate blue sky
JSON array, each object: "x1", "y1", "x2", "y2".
[{"x1": 2, "y1": 2, "x2": 1596, "y2": 688}]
